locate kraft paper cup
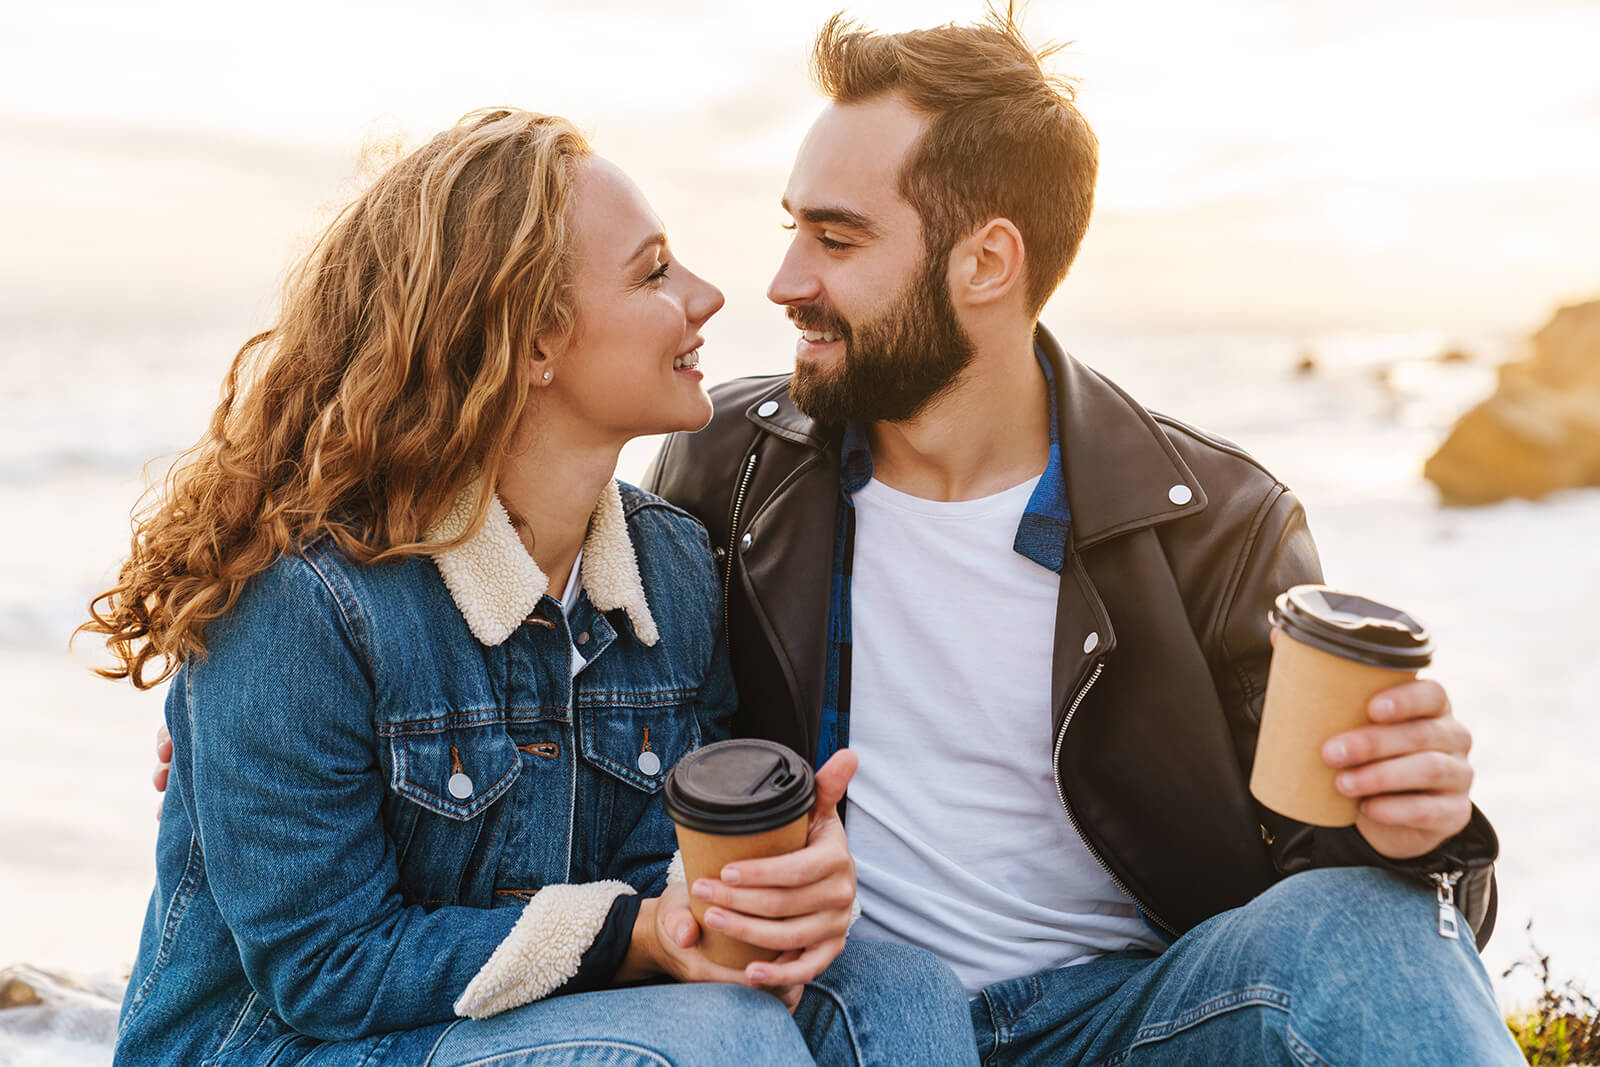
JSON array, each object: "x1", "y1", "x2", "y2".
[
  {"x1": 663, "y1": 739, "x2": 816, "y2": 969},
  {"x1": 1249, "y1": 586, "x2": 1433, "y2": 827}
]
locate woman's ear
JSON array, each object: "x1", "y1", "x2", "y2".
[{"x1": 530, "y1": 335, "x2": 560, "y2": 385}]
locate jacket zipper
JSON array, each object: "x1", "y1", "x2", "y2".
[
  {"x1": 723, "y1": 451, "x2": 759, "y2": 640},
  {"x1": 1051, "y1": 661, "x2": 1177, "y2": 937},
  {"x1": 1431, "y1": 870, "x2": 1463, "y2": 940}
]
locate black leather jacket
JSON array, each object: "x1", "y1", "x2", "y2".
[{"x1": 644, "y1": 326, "x2": 1498, "y2": 946}]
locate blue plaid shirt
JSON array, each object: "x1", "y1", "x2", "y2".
[{"x1": 815, "y1": 342, "x2": 1072, "y2": 767}]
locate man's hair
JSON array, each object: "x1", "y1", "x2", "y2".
[{"x1": 811, "y1": 5, "x2": 1098, "y2": 317}]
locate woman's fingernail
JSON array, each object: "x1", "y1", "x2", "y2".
[
  {"x1": 676, "y1": 923, "x2": 692, "y2": 944},
  {"x1": 1337, "y1": 773, "x2": 1355, "y2": 794},
  {"x1": 691, "y1": 881, "x2": 713, "y2": 901},
  {"x1": 704, "y1": 909, "x2": 727, "y2": 931},
  {"x1": 1323, "y1": 740, "x2": 1346, "y2": 764},
  {"x1": 747, "y1": 966, "x2": 770, "y2": 982},
  {"x1": 1371, "y1": 697, "x2": 1395, "y2": 718},
  {"x1": 721, "y1": 867, "x2": 741, "y2": 885}
]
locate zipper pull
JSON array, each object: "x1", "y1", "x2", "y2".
[{"x1": 1431, "y1": 871, "x2": 1462, "y2": 940}]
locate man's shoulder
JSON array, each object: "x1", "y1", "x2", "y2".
[{"x1": 1148, "y1": 410, "x2": 1284, "y2": 495}]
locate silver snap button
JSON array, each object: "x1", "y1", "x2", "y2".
[
  {"x1": 1083, "y1": 631, "x2": 1099, "y2": 654},
  {"x1": 447, "y1": 772, "x2": 474, "y2": 800},
  {"x1": 576, "y1": 631, "x2": 590, "y2": 646},
  {"x1": 637, "y1": 751, "x2": 662, "y2": 776},
  {"x1": 740, "y1": 532, "x2": 753, "y2": 551},
  {"x1": 757, "y1": 400, "x2": 780, "y2": 417},
  {"x1": 1168, "y1": 484, "x2": 1193, "y2": 506}
]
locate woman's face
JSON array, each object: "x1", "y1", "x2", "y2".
[{"x1": 541, "y1": 155, "x2": 724, "y2": 445}]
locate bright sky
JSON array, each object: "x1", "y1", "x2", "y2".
[{"x1": 3, "y1": 0, "x2": 1597, "y2": 336}]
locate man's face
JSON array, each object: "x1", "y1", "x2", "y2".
[{"x1": 769, "y1": 95, "x2": 974, "y2": 425}]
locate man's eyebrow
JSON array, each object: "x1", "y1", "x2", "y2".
[
  {"x1": 781, "y1": 199, "x2": 880, "y2": 238},
  {"x1": 627, "y1": 232, "x2": 667, "y2": 264}
]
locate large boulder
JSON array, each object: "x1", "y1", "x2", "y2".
[
  {"x1": 1425, "y1": 300, "x2": 1600, "y2": 505},
  {"x1": 0, "y1": 965, "x2": 124, "y2": 1066}
]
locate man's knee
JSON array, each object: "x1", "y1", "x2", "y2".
[
  {"x1": 1234, "y1": 866, "x2": 1486, "y2": 983},
  {"x1": 813, "y1": 938, "x2": 968, "y2": 1005}
]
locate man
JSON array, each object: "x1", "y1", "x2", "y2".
[{"x1": 643, "y1": 11, "x2": 1520, "y2": 1063}]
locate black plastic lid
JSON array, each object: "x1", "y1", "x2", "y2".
[
  {"x1": 1270, "y1": 585, "x2": 1433, "y2": 669},
  {"x1": 662, "y1": 739, "x2": 816, "y2": 835}
]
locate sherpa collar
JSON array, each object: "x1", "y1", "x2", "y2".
[{"x1": 426, "y1": 477, "x2": 660, "y2": 649}]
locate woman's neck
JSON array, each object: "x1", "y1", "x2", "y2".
[{"x1": 495, "y1": 439, "x2": 621, "y2": 599}]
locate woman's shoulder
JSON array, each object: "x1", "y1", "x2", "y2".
[{"x1": 615, "y1": 481, "x2": 718, "y2": 600}]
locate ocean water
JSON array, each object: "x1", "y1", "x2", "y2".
[{"x1": 1, "y1": 316, "x2": 1594, "y2": 1013}]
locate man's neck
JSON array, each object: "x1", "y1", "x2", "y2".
[{"x1": 866, "y1": 326, "x2": 1050, "y2": 502}]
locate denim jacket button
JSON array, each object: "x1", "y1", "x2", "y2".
[
  {"x1": 447, "y1": 772, "x2": 474, "y2": 800},
  {"x1": 637, "y1": 751, "x2": 662, "y2": 776}
]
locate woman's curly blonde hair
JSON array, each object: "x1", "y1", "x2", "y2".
[{"x1": 79, "y1": 108, "x2": 591, "y2": 688}]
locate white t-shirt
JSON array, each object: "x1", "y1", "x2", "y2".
[{"x1": 846, "y1": 475, "x2": 1168, "y2": 994}]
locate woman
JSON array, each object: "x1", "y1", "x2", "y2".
[{"x1": 82, "y1": 109, "x2": 974, "y2": 1065}]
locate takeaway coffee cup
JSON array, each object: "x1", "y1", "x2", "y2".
[
  {"x1": 662, "y1": 738, "x2": 816, "y2": 969},
  {"x1": 1250, "y1": 585, "x2": 1434, "y2": 827}
]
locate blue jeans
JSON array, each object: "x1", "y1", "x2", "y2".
[
  {"x1": 970, "y1": 868, "x2": 1523, "y2": 1065},
  {"x1": 424, "y1": 939, "x2": 977, "y2": 1066}
]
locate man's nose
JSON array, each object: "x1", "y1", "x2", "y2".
[{"x1": 767, "y1": 242, "x2": 820, "y2": 307}]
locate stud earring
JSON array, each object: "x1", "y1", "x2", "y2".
[{"x1": 542, "y1": 370, "x2": 552, "y2": 382}]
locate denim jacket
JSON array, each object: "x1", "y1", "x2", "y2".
[{"x1": 116, "y1": 480, "x2": 733, "y2": 1066}]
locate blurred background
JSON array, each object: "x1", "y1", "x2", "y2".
[{"x1": 3, "y1": 0, "x2": 1596, "y2": 1033}]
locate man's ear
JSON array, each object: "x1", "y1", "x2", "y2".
[{"x1": 951, "y1": 218, "x2": 1025, "y2": 308}]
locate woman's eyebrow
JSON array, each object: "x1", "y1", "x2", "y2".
[{"x1": 626, "y1": 232, "x2": 668, "y2": 265}]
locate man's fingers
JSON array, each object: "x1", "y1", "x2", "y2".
[
  {"x1": 1365, "y1": 678, "x2": 1449, "y2": 723},
  {"x1": 811, "y1": 749, "x2": 858, "y2": 818},
  {"x1": 692, "y1": 876, "x2": 853, "y2": 918},
  {"x1": 153, "y1": 764, "x2": 169, "y2": 791},
  {"x1": 1334, "y1": 750, "x2": 1474, "y2": 799},
  {"x1": 1359, "y1": 792, "x2": 1474, "y2": 835},
  {"x1": 702, "y1": 905, "x2": 849, "y2": 953},
  {"x1": 722, "y1": 841, "x2": 842, "y2": 889},
  {"x1": 1323, "y1": 716, "x2": 1471, "y2": 768},
  {"x1": 744, "y1": 938, "x2": 845, "y2": 988}
]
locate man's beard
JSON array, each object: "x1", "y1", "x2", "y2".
[{"x1": 787, "y1": 253, "x2": 975, "y2": 425}]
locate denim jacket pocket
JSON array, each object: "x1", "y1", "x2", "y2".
[
  {"x1": 578, "y1": 695, "x2": 701, "y2": 793},
  {"x1": 387, "y1": 718, "x2": 520, "y2": 820}
]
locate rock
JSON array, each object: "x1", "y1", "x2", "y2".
[
  {"x1": 1424, "y1": 300, "x2": 1600, "y2": 505},
  {"x1": 0, "y1": 965, "x2": 124, "y2": 1065}
]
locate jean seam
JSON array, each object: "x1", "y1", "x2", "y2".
[
  {"x1": 805, "y1": 976, "x2": 866, "y2": 1066},
  {"x1": 445, "y1": 1039, "x2": 673, "y2": 1066},
  {"x1": 423, "y1": 1017, "x2": 469, "y2": 1065},
  {"x1": 119, "y1": 831, "x2": 206, "y2": 1038},
  {"x1": 1102, "y1": 985, "x2": 1293, "y2": 1066},
  {"x1": 1285, "y1": 1022, "x2": 1332, "y2": 1067}
]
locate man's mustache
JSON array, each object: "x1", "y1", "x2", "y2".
[{"x1": 787, "y1": 304, "x2": 852, "y2": 339}]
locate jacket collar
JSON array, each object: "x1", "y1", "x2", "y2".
[
  {"x1": 425, "y1": 477, "x2": 660, "y2": 648},
  {"x1": 743, "y1": 324, "x2": 1206, "y2": 550}
]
